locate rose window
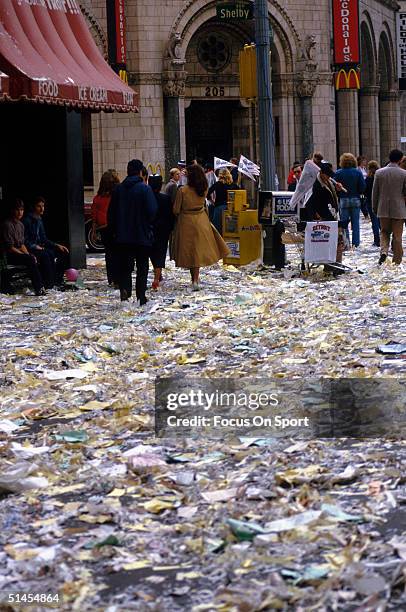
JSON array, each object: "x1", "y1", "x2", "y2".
[{"x1": 197, "y1": 33, "x2": 231, "y2": 72}]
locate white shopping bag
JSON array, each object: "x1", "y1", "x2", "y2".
[{"x1": 304, "y1": 221, "x2": 338, "y2": 264}]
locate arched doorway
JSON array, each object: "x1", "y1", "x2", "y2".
[
  {"x1": 183, "y1": 19, "x2": 253, "y2": 167},
  {"x1": 186, "y1": 100, "x2": 240, "y2": 162},
  {"x1": 378, "y1": 31, "x2": 399, "y2": 162},
  {"x1": 359, "y1": 20, "x2": 380, "y2": 160},
  {"x1": 166, "y1": 0, "x2": 298, "y2": 187},
  {"x1": 182, "y1": 16, "x2": 291, "y2": 186}
]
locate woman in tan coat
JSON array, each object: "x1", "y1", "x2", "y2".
[{"x1": 172, "y1": 164, "x2": 230, "y2": 290}]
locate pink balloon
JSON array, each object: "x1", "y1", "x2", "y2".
[{"x1": 65, "y1": 268, "x2": 79, "y2": 282}]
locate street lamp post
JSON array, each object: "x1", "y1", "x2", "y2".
[
  {"x1": 254, "y1": 0, "x2": 276, "y2": 191},
  {"x1": 254, "y1": 0, "x2": 281, "y2": 266}
]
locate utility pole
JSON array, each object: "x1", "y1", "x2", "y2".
[
  {"x1": 254, "y1": 0, "x2": 276, "y2": 191},
  {"x1": 255, "y1": 0, "x2": 283, "y2": 267}
]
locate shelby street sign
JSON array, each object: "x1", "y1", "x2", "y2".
[{"x1": 217, "y1": 2, "x2": 254, "y2": 20}]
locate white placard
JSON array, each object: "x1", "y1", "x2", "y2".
[{"x1": 305, "y1": 221, "x2": 338, "y2": 264}]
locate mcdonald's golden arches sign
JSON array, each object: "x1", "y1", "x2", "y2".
[
  {"x1": 119, "y1": 69, "x2": 128, "y2": 84},
  {"x1": 335, "y1": 68, "x2": 360, "y2": 90}
]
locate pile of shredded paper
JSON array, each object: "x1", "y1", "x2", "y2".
[{"x1": 0, "y1": 221, "x2": 405, "y2": 610}]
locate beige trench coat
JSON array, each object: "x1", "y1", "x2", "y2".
[{"x1": 172, "y1": 186, "x2": 230, "y2": 268}]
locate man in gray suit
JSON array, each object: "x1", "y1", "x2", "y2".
[
  {"x1": 372, "y1": 149, "x2": 406, "y2": 265},
  {"x1": 164, "y1": 168, "x2": 181, "y2": 204}
]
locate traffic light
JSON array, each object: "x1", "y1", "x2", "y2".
[{"x1": 239, "y1": 44, "x2": 257, "y2": 98}]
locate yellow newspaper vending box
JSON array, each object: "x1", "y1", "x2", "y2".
[{"x1": 223, "y1": 190, "x2": 262, "y2": 265}]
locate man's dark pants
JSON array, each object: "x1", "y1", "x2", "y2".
[
  {"x1": 32, "y1": 248, "x2": 69, "y2": 288},
  {"x1": 115, "y1": 244, "x2": 150, "y2": 301},
  {"x1": 6, "y1": 252, "x2": 43, "y2": 294},
  {"x1": 366, "y1": 201, "x2": 380, "y2": 246},
  {"x1": 34, "y1": 249, "x2": 55, "y2": 288},
  {"x1": 100, "y1": 228, "x2": 116, "y2": 285}
]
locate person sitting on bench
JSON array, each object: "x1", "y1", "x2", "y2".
[
  {"x1": 23, "y1": 196, "x2": 69, "y2": 289},
  {"x1": 0, "y1": 198, "x2": 45, "y2": 295}
]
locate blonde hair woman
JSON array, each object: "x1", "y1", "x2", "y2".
[
  {"x1": 333, "y1": 152, "x2": 366, "y2": 248},
  {"x1": 339, "y1": 153, "x2": 357, "y2": 168},
  {"x1": 207, "y1": 168, "x2": 238, "y2": 234},
  {"x1": 218, "y1": 168, "x2": 233, "y2": 184}
]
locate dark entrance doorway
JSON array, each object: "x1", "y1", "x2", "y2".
[
  {"x1": 185, "y1": 100, "x2": 236, "y2": 163},
  {"x1": 0, "y1": 103, "x2": 86, "y2": 267}
]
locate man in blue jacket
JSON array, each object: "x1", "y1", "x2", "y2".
[
  {"x1": 23, "y1": 197, "x2": 69, "y2": 289},
  {"x1": 108, "y1": 159, "x2": 157, "y2": 304}
]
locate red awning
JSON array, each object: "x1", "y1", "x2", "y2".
[
  {"x1": 0, "y1": 70, "x2": 9, "y2": 99},
  {"x1": 0, "y1": 0, "x2": 138, "y2": 112}
]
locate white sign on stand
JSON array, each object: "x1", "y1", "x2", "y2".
[{"x1": 305, "y1": 221, "x2": 338, "y2": 264}]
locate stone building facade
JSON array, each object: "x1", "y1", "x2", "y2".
[
  {"x1": 80, "y1": 0, "x2": 401, "y2": 192},
  {"x1": 398, "y1": 1, "x2": 406, "y2": 144}
]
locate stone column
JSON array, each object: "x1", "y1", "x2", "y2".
[
  {"x1": 278, "y1": 75, "x2": 296, "y2": 187},
  {"x1": 296, "y1": 78, "x2": 318, "y2": 162},
  {"x1": 162, "y1": 33, "x2": 187, "y2": 176},
  {"x1": 379, "y1": 90, "x2": 401, "y2": 162},
  {"x1": 163, "y1": 69, "x2": 187, "y2": 176},
  {"x1": 359, "y1": 86, "x2": 380, "y2": 161},
  {"x1": 296, "y1": 56, "x2": 318, "y2": 163},
  {"x1": 336, "y1": 89, "x2": 359, "y2": 154}
]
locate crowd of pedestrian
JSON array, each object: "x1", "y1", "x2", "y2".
[
  {"x1": 288, "y1": 148, "x2": 406, "y2": 265},
  {"x1": 101, "y1": 158, "x2": 230, "y2": 303},
  {"x1": 1, "y1": 147, "x2": 405, "y2": 301}
]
